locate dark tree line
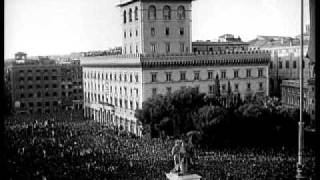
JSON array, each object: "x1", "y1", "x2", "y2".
[{"x1": 135, "y1": 87, "x2": 313, "y2": 149}]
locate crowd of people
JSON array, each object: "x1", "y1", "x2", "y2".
[{"x1": 5, "y1": 112, "x2": 316, "y2": 179}]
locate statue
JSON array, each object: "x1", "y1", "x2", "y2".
[
  {"x1": 179, "y1": 139, "x2": 188, "y2": 175},
  {"x1": 171, "y1": 140, "x2": 181, "y2": 173},
  {"x1": 170, "y1": 139, "x2": 190, "y2": 175},
  {"x1": 167, "y1": 138, "x2": 202, "y2": 180}
]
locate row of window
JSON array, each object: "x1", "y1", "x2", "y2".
[
  {"x1": 85, "y1": 83, "x2": 139, "y2": 97},
  {"x1": 123, "y1": 5, "x2": 186, "y2": 23},
  {"x1": 150, "y1": 69, "x2": 264, "y2": 82},
  {"x1": 20, "y1": 92, "x2": 58, "y2": 98},
  {"x1": 19, "y1": 84, "x2": 58, "y2": 89},
  {"x1": 151, "y1": 82, "x2": 264, "y2": 96},
  {"x1": 146, "y1": 5, "x2": 186, "y2": 21},
  {"x1": 85, "y1": 93, "x2": 140, "y2": 110},
  {"x1": 271, "y1": 60, "x2": 305, "y2": 69},
  {"x1": 149, "y1": 42, "x2": 188, "y2": 53},
  {"x1": 124, "y1": 27, "x2": 184, "y2": 39},
  {"x1": 123, "y1": 7, "x2": 139, "y2": 23},
  {"x1": 18, "y1": 69, "x2": 58, "y2": 73},
  {"x1": 19, "y1": 76, "x2": 58, "y2": 81},
  {"x1": 20, "y1": 101, "x2": 59, "y2": 108},
  {"x1": 83, "y1": 72, "x2": 139, "y2": 83}
]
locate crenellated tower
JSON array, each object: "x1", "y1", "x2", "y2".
[{"x1": 118, "y1": 0, "x2": 193, "y2": 55}]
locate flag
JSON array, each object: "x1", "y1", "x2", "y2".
[{"x1": 306, "y1": 0, "x2": 315, "y2": 63}]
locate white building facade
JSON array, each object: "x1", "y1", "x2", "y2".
[{"x1": 81, "y1": 0, "x2": 270, "y2": 135}]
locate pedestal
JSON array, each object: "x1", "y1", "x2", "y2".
[{"x1": 165, "y1": 172, "x2": 202, "y2": 180}]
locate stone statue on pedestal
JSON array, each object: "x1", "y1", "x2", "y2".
[
  {"x1": 167, "y1": 138, "x2": 201, "y2": 180},
  {"x1": 170, "y1": 139, "x2": 190, "y2": 175}
]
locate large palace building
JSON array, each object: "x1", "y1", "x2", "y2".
[{"x1": 81, "y1": 0, "x2": 271, "y2": 136}]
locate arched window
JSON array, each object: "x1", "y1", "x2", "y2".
[
  {"x1": 163, "y1": 5, "x2": 171, "y2": 20},
  {"x1": 134, "y1": 7, "x2": 138, "y2": 20},
  {"x1": 148, "y1": 5, "x2": 156, "y2": 20},
  {"x1": 177, "y1": 6, "x2": 185, "y2": 20},
  {"x1": 129, "y1": 8, "x2": 132, "y2": 22},
  {"x1": 123, "y1": 10, "x2": 127, "y2": 23}
]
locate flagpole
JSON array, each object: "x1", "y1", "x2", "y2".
[{"x1": 296, "y1": 0, "x2": 305, "y2": 179}]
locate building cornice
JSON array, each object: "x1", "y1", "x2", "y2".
[
  {"x1": 80, "y1": 51, "x2": 271, "y2": 68},
  {"x1": 118, "y1": 0, "x2": 194, "y2": 7}
]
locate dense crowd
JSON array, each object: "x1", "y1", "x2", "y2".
[{"x1": 5, "y1": 113, "x2": 316, "y2": 179}]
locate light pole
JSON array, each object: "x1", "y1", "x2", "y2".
[{"x1": 296, "y1": 0, "x2": 305, "y2": 179}]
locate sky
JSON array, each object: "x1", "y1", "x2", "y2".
[{"x1": 4, "y1": 0, "x2": 310, "y2": 59}]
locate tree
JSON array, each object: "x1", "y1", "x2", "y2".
[
  {"x1": 192, "y1": 105, "x2": 227, "y2": 147},
  {"x1": 135, "y1": 87, "x2": 206, "y2": 138}
]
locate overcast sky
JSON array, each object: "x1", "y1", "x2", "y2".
[{"x1": 5, "y1": 0, "x2": 310, "y2": 59}]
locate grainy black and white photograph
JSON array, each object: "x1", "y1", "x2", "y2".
[{"x1": 3, "y1": 0, "x2": 319, "y2": 179}]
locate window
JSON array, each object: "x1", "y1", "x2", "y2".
[
  {"x1": 222, "y1": 84, "x2": 226, "y2": 91},
  {"x1": 130, "y1": 74, "x2": 133, "y2": 82},
  {"x1": 259, "y1": 82, "x2": 263, "y2": 90},
  {"x1": 151, "y1": 73, "x2": 157, "y2": 82},
  {"x1": 165, "y1": 27, "x2": 170, "y2": 36},
  {"x1": 208, "y1": 71, "x2": 213, "y2": 79},
  {"x1": 152, "y1": 88, "x2": 157, "y2": 96},
  {"x1": 36, "y1": 85, "x2": 41, "y2": 89},
  {"x1": 27, "y1": 77, "x2": 33, "y2": 81},
  {"x1": 293, "y1": 61, "x2": 297, "y2": 68},
  {"x1": 135, "y1": 75, "x2": 139, "y2": 82},
  {"x1": 151, "y1": 43, "x2": 156, "y2": 53},
  {"x1": 134, "y1": 7, "x2": 138, "y2": 20},
  {"x1": 180, "y1": 43, "x2": 185, "y2": 53},
  {"x1": 151, "y1": 27, "x2": 155, "y2": 36},
  {"x1": 36, "y1": 76, "x2": 41, "y2": 81},
  {"x1": 163, "y1": 6, "x2": 171, "y2": 20},
  {"x1": 221, "y1": 71, "x2": 226, "y2": 79},
  {"x1": 247, "y1": 83, "x2": 251, "y2": 90},
  {"x1": 180, "y1": 72, "x2": 186, "y2": 81},
  {"x1": 285, "y1": 61, "x2": 289, "y2": 68},
  {"x1": 53, "y1": 84, "x2": 57, "y2": 88},
  {"x1": 279, "y1": 61, "x2": 282, "y2": 69},
  {"x1": 130, "y1": 31, "x2": 132, "y2": 37},
  {"x1": 129, "y1": 8, "x2": 132, "y2": 22},
  {"x1": 270, "y1": 62, "x2": 273, "y2": 69},
  {"x1": 258, "y1": 68, "x2": 263, "y2": 77},
  {"x1": 194, "y1": 71, "x2": 200, "y2": 80},
  {"x1": 52, "y1": 76, "x2": 57, "y2": 80},
  {"x1": 234, "y1": 70, "x2": 239, "y2": 78},
  {"x1": 165, "y1": 43, "x2": 170, "y2": 53},
  {"x1": 166, "y1": 72, "x2": 172, "y2": 81},
  {"x1": 180, "y1": 28, "x2": 184, "y2": 36},
  {"x1": 136, "y1": 30, "x2": 138, "y2": 36},
  {"x1": 246, "y1": 69, "x2": 251, "y2": 77},
  {"x1": 177, "y1": 6, "x2": 185, "y2": 20},
  {"x1": 20, "y1": 93, "x2": 25, "y2": 98},
  {"x1": 234, "y1": 83, "x2": 239, "y2": 91},
  {"x1": 19, "y1": 77, "x2": 24, "y2": 81},
  {"x1": 124, "y1": 31, "x2": 126, "y2": 38},
  {"x1": 136, "y1": 45, "x2": 139, "y2": 53},
  {"x1": 28, "y1": 85, "x2": 33, "y2": 89},
  {"x1": 44, "y1": 76, "x2": 49, "y2": 80},
  {"x1": 209, "y1": 85, "x2": 214, "y2": 94},
  {"x1": 37, "y1": 92, "x2": 41, "y2": 97},
  {"x1": 29, "y1": 102, "x2": 34, "y2": 107},
  {"x1": 148, "y1": 5, "x2": 156, "y2": 20},
  {"x1": 302, "y1": 60, "x2": 305, "y2": 68},
  {"x1": 166, "y1": 87, "x2": 172, "y2": 94}
]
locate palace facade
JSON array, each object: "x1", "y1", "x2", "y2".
[{"x1": 81, "y1": 0, "x2": 270, "y2": 135}]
